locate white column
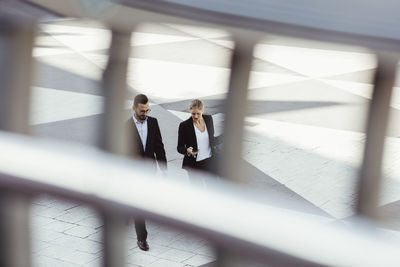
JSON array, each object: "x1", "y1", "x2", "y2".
[
  {"x1": 0, "y1": 13, "x2": 35, "y2": 267},
  {"x1": 219, "y1": 33, "x2": 257, "y2": 183},
  {"x1": 356, "y1": 52, "x2": 399, "y2": 220},
  {"x1": 99, "y1": 29, "x2": 132, "y2": 267}
]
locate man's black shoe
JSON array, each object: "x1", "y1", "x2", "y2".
[{"x1": 137, "y1": 240, "x2": 149, "y2": 251}]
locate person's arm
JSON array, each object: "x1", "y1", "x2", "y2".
[
  {"x1": 214, "y1": 134, "x2": 223, "y2": 145},
  {"x1": 177, "y1": 122, "x2": 187, "y2": 155},
  {"x1": 178, "y1": 121, "x2": 198, "y2": 157},
  {"x1": 154, "y1": 119, "x2": 167, "y2": 170},
  {"x1": 208, "y1": 115, "x2": 222, "y2": 145}
]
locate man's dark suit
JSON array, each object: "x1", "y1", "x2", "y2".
[
  {"x1": 126, "y1": 116, "x2": 167, "y2": 166},
  {"x1": 177, "y1": 114, "x2": 218, "y2": 171},
  {"x1": 126, "y1": 116, "x2": 166, "y2": 242}
]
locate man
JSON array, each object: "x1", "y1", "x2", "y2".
[{"x1": 126, "y1": 94, "x2": 167, "y2": 251}]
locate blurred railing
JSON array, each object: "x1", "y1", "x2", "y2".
[{"x1": 1, "y1": 0, "x2": 400, "y2": 266}]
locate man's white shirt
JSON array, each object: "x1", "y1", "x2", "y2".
[{"x1": 133, "y1": 115, "x2": 148, "y2": 151}]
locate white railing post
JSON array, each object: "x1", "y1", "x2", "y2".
[
  {"x1": 219, "y1": 32, "x2": 257, "y2": 183},
  {"x1": 0, "y1": 192, "x2": 32, "y2": 267},
  {"x1": 0, "y1": 13, "x2": 35, "y2": 267},
  {"x1": 0, "y1": 14, "x2": 34, "y2": 134},
  {"x1": 99, "y1": 28, "x2": 133, "y2": 267},
  {"x1": 216, "y1": 32, "x2": 258, "y2": 266},
  {"x1": 99, "y1": 29, "x2": 133, "y2": 155},
  {"x1": 102, "y1": 214, "x2": 127, "y2": 267},
  {"x1": 356, "y1": 52, "x2": 399, "y2": 220}
]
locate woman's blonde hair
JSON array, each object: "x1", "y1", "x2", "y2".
[{"x1": 190, "y1": 99, "x2": 204, "y2": 110}]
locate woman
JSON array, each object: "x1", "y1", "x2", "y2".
[{"x1": 177, "y1": 99, "x2": 220, "y2": 174}]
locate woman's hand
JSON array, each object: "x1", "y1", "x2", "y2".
[{"x1": 187, "y1": 147, "x2": 198, "y2": 156}]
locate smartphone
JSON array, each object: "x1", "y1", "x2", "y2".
[{"x1": 192, "y1": 148, "x2": 198, "y2": 158}]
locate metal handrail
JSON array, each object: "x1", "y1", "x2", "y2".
[
  {"x1": 1, "y1": 131, "x2": 400, "y2": 267},
  {"x1": 26, "y1": 0, "x2": 400, "y2": 52}
]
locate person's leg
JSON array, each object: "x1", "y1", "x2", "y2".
[
  {"x1": 187, "y1": 162, "x2": 206, "y2": 186},
  {"x1": 134, "y1": 219, "x2": 149, "y2": 251},
  {"x1": 197, "y1": 157, "x2": 215, "y2": 174}
]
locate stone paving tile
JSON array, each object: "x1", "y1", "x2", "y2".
[
  {"x1": 157, "y1": 248, "x2": 195, "y2": 262},
  {"x1": 64, "y1": 225, "x2": 98, "y2": 238},
  {"x1": 147, "y1": 258, "x2": 186, "y2": 267},
  {"x1": 48, "y1": 199, "x2": 80, "y2": 211},
  {"x1": 33, "y1": 255, "x2": 82, "y2": 267},
  {"x1": 31, "y1": 203, "x2": 52, "y2": 215},
  {"x1": 40, "y1": 219, "x2": 77, "y2": 233},
  {"x1": 79, "y1": 256, "x2": 102, "y2": 267},
  {"x1": 149, "y1": 230, "x2": 185, "y2": 246},
  {"x1": 194, "y1": 244, "x2": 217, "y2": 258},
  {"x1": 31, "y1": 228, "x2": 65, "y2": 243},
  {"x1": 32, "y1": 195, "x2": 58, "y2": 206},
  {"x1": 127, "y1": 251, "x2": 159, "y2": 266},
  {"x1": 126, "y1": 236, "x2": 139, "y2": 251},
  {"x1": 76, "y1": 215, "x2": 103, "y2": 228},
  {"x1": 31, "y1": 240, "x2": 51, "y2": 254},
  {"x1": 144, "y1": 221, "x2": 171, "y2": 235},
  {"x1": 39, "y1": 244, "x2": 98, "y2": 265},
  {"x1": 130, "y1": 241, "x2": 171, "y2": 257},
  {"x1": 86, "y1": 230, "x2": 103, "y2": 242},
  {"x1": 126, "y1": 226, "x2": 138, "y2": 240},
  {"x1": 168, "y1": 235, "x2": 208, "y2": 252},
  {"x1": 50, "y1": 235, "x2": 102, "y2": 254},
  {"x1": 184, "y1": 254, "x2": 216, "y2": 266},
  {"x1": 39, "y1": 206, "x2": 69, "y2": 219},
  {"x1": 146, "y1": 223, "x2": 182, "y2": 233},
  {"x1": 31, "y1": 214, "x2": 53, "y2": 227},
  {"x1": 66, "y1": 205, "x2": 99, "y2": 217},
  {"x1": 56, "y1": 211, "x2": 92, "y2": 224},
  {"x1": 59, "y1": 250, "x2": 99, "y2": 266}
]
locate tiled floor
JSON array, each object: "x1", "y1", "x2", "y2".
[{"x1": 29, "y1": 17, "x2": 400, "y2": 266}]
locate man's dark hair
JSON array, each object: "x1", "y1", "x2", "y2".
[{"x1": 134, "y1": 94, "x2": 148, "y2": 107}]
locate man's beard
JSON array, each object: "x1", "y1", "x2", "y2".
[{"x1": 136, "y1": 113, "x2": 146, "y2": 121}]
